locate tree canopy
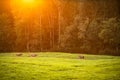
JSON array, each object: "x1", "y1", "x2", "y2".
[{"x1": 0, "y1": 0, "x2": 120, "y2": 55}]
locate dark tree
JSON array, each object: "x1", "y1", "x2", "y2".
[{"x1": 0, "y1": 0, "x2": 16, "y2": 52}]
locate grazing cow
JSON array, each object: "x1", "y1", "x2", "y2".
[
  {"x1": 16, "y1": 53, "x2": 23, "y2": 56},
  {"x1": 79, "y1": 55, "x2": 84, "y2": 59},
  {"x1": 29, "y1": 54, "x2": 37, "y2": 57}
]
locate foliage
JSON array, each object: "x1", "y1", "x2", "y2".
[
  {"x1": 0, "y1": 13, "x2": 16, "y2": 52},
  {"x1": 60, "y1": 17, "x2": 120, "y2": 55},
  {"x1": 0, "y1": 0, "x2": 120, "y2": 55},
  {"x1": 99, "y1": 18, "x2": 120, "y2": 55}
]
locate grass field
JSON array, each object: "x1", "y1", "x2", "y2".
[{"x1": 0, "y1": 52, "x2": 120, "y2": 80}]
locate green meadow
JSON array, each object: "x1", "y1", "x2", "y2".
[{"x1": 0, "y1": 52, "x2": 120, "y2": 80}]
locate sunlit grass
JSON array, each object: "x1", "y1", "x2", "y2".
[{"x1": 0, "y1": 52, "x2": 120, "y2": 80}]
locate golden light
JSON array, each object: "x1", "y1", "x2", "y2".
[
  {"x1": 11, "y1": 0, "x2": 50, "y2": 19},
  {"x1": 11, "y1": 0, "x2": 45, "y2": 9},
  {"x1": 22, "y1": 0, "x2": 35, "y2": 3},
  {"x1": 21, "y1": 0, "x2": 38, "y2": 7},
  {"x1": 21, "y1": 0, "x2": 37, "y2": 8}
]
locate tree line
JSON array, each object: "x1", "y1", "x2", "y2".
[{"x1": 0, "y1": 0, "x2": 120, "y2": 55}]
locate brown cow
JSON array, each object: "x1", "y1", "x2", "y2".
[
  {"x1": 29, "y1": 54, "x2": 38, "y2": 57},
  {"x1": 16, "y1": 53, "x2": 23, "y2": 56},
  {"x1": 79, "y1": 55, "x2": 85, "y2": 59}
]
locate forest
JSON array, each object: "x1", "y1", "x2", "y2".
[
  {"x1": 0, "y1": 1, "x2": 120, "y2": 80},
  {"x1": 0, "y1": 0, "x2": 120, "y2": 55}
]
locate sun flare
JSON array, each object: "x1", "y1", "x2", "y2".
[
  {"x1": 11, "y1": 0, "x2": 45, "y2": 8},
  {"x1": 22, "y1": 0, "x2": 35, "y2": 3}
]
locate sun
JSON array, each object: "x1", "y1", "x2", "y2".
[
  {"x1": 11, "y1": 0, "x2": 36, "y2": 7},
  {"x1": 21, "y1": 0, "x2": 45, "y2": 8},
  {"x1": 11, "y1": 0, "x2": 45, "y2": 8},
  {"x1": 21, "y1": 0, "x2": 40, "y2": 8},
  {"x1": 22, "y1": 0, "x2": 35, "y2": 4},
  {"x1": 22, "y1": 0, "x2": 36, "y2": 6}
]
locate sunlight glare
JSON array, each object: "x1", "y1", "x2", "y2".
[{"x1": 22, "y1": 0, "x2": 34, "y2": 3}]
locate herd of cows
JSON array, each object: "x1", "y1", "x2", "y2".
[
  {"x1": 16, "y1": 53, "x2": 85, "y2": 59},
  {"x1": 16, "y1": 53, "x2": 37, "y2": 57}
]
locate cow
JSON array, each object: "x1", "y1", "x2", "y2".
[
  {"x1": 16, "y1": 53, "x2": 23, "y2": 56},
  {"x1": 29, "y1": 54, "x2": 38, "y2": 57},
  {"x1": 79, "y1": 55, "x2": 85, "y2": 59}
]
